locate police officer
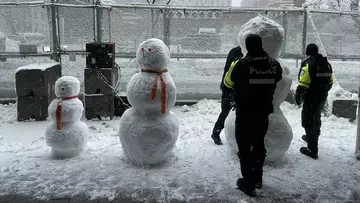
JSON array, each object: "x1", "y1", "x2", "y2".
[
  {"x1": 223, "y1": 34, "x2": 282, "y2": 197},
  {"x1": 211, "y1": 46, "x2": 243, "y2": 145},
  {"x1": 295, "y1": 43, "x2": 333, "y2": 159}
]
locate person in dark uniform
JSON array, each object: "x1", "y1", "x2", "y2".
[
  {"x1": 223, "y1": 34, "x2": 282, "y2": 197},
  {"x1": 211, "y1": 46, "x2": 243, "y2": 145},
  {"x1": 295, "y1": 43, "x2": 333, "y2": 159}
]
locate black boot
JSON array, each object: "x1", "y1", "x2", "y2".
[
  {"x1": 252, "y1": 160, "x2": 264, "y2": 189},
  {"x1": 302, "y1": 134, "x2": 308, "y2": 143},
  {"x1": 211, "y1": 130, "x2": 223, "y2": 145},
  {"x1": 300, "y1": 147, "x2": 318, "y2": 159},
  {"x1": 254, "y1": 176, "x2": 262, "y2": 189},
  {"x1": 237, "y1": 178, "x2": 256, "y2": 197}
]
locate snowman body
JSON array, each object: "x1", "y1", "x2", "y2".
[
  {"x1": 45, "y1": 76, "x2": 89, "y2": 159},
  {"x1": 224, "y1": 16, "x2": 293, "y2": 162},
  {"x1": 127, "y1": 72, "x2": 176, "y2": 115},
  {"x1": 119, "y1": 38, "x2": 179, "y2": 166}
]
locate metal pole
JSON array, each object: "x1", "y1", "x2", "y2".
[
  {"x1": 92, "y1": 0, "x2": 96, "y2": 41},
  {"x1": 95, "y1": 0, "x2": 103, "y2": 42},
  {"x1": 108, "y1": 8, "x2": 111, "y2": 42},
  {"x1": 163, "y1": 7, "x2": 170, "y2": 47},
  {"x1": 357, "y1": 82, "x2": 360, "y2": 160},
  {"x1": 281, "y1": 10, "x2": 287, "y2": 56},
  {"x1": 301, "y1": 7, "x2": 308, "y2": 59},
  {"x1": 50, "y1": 0, "x2": 59, "y2": 62}
]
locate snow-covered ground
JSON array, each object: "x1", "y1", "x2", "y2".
[
  {"x1": 0, "y1": 57, "x2": 359, "y2": 100},
  {"x1": 0, "y1": 100, "x2": 359, "y2": 202}
]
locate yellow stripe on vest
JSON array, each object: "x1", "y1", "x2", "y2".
[
  {"x1": 224, "y1": 60, "x2": 239, "y2": 89},
  {"x1": 298, "y1": 63, "x2": 311, "y2": 88}
]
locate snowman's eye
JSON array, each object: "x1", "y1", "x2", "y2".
[
  {"x1": 141, "y1": 47, "x2": 145, "y2": 51},
  {"x1": 148, "y1": 48, "x2": 152, "y2": 52},
  {"x1": 61, "y1": 87, "x2": 65, "y2": 90}
]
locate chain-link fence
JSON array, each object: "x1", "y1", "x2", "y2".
[{"x1": 0, "y1": 1, "x2": 359, "y2": 100}]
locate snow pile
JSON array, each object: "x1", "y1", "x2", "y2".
[
  {"x1": 0, "y1": 100, "x2": 359, "y2": 201},
  {"x1": 303, "y1": 0, "x2": 352, "y2": 11}
]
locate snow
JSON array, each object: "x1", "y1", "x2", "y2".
[
  {"x1": 225, "y1": 16, "x2": 293, "y2": 161},
  {"x1": 120, "y1": 38, "x2": 179, "y2": 166},
  {"x1": 15, "y1": 62, "x2": 60, "y2": 74},
  {"x1": 55, "y1": 76, "x2": 81, "y2": 98},
  {"x1": 303, "y1": 0, "x2": 352, "y2": 11},
  {"x1": 45, "y1": 76, "x2": 89, "y2": 159},
  {"x1": 237, "y1": 15, "x2": 285, "y2": 60},
  {"x1": 119, "y1": 108, "x2": 179, "y2": 165},
  {"x1": 136, "y1": 38, "x2": 170, "y2": 72},
  {"x1": 0, "y1": 100, "x2": 359, "y2": 201},
  {"x1": 127, "y1": 38, "x2": 177, "y2": 114}
]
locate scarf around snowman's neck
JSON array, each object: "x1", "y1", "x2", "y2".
[
  {"x1": 140, "y1": 68, "x2": 168, "y2": 114},
  {"x1": 56, "y1": 95, "x2": 78, "y2": 130}
]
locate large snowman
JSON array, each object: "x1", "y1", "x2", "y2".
[
  {"x1": 224, "y1": 16, "x2": 293, "y2": 162},
  {"x1": 45, "y1": 76, "x2": 89, "y2": 159},
  {"x1": 119, "y1": 38, "x2": 179, "y2": 166}
]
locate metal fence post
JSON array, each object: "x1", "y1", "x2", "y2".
[
  {"x1": 50, "y1": 0, "x2": 59, "y2": 62},
  {"x1": 95, "y1": 0, "x2": 103, "y2": 42},
  {"x1": 163, "y1": 7, "x2": 171, "y2": 48},
  {"x1": 357, "y1": 80, "x2": 360, "y2": 160},
  {"x1": 301, "y1": 7, "x2": 308, "y2": 59},
  {"x1": 281, "y1": 10, "x2": 287, "y2": 56}
]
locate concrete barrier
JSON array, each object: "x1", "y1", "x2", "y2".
[{"x1": 332, "y1": 99, "x2": 358, "y2": 122}]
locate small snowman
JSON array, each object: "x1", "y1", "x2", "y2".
[
  {"x1": 224, "y1": 16, "x2": 293, "y2": 162},
  {"x1": 119, "y1": 38, "x2": 179, "y2": 166},
  {"x1": 45, "y1": 76, "x2": 89, "y2": 159}
]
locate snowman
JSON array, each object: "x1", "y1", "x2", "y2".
[
  {"x1": 119, "y1": 38, "x2": 179, "y2": 166},
  {"x1": 45, "y1": 76, "x2": 89, "y2": 159},
  {"x1": 224, "y1": 16, "x2": 293, "y2": 162}
]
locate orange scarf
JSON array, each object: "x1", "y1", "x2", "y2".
[
  {"x1": 140, "y1": 68, "x2": 168, "y2": 114},
  {"x1": 56, "y1": 95, "x2": 78, "y2": 130}
]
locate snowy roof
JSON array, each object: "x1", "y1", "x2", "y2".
[{"x1": 15, "y1": 62, "x2": 60, "y2": 74}]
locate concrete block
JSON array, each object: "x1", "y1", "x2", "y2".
[
  {"x1": 17, "y1": 96, "x2": 50, "y2": 121},
  {"x1": 15, "y1": 63, "x2": 61, "y2": 97},
  {"x1": 19, "y1": 44, "x2": 37, "y2": 54},
  {"x1": 84, "y1": 94, "x2": 114, "y2": 120},
  {"x1": 332, "y1": 99, "x2": 358, "y2": 121},
  {"x1": 84, "y1": 68, "x2": 117, "y2": 95}
]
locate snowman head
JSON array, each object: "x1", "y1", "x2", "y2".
[
  {"x1": 136, "y1": 38, "x2": 170, "y2": 71},
  {"x1": 55, "y1": 76, "x2": 81, "y2": 98},
  {"x1": 237, "y1": 15, "x2": 284, "y2": 59}
]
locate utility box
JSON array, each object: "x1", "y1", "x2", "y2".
[
  {"x1": 84, "y1": 68, "x2": 116, "y2": 95},
  {"x1": 15, "y1": 63, "x2": 61, "y2": 121},
  {"x1": 84, "y1": 42, "x2": 118, "y2": 120}
]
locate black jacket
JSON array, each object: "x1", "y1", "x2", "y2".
[
  {"x1": 220, "y1": 46, "x2": 243, "y2": 90},
  {"x1": 224, "y1": 51, "x2": 282, "y2": 114},
  {"x1": 295, "y1": 54, "x2": 333, "y2": 105}
]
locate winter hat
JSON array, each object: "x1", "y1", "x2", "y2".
[
  {"x1": 306, "y1": 43, "x2": 318, "y2": 56},
  {"x1": 245, "y1": 34, "x2": 263, "y2": 55}
]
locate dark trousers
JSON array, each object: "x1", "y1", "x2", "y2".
[
  {"x1": 213, "y1": 90, "x2": 233, "y2": 133},
  {"x1": 302, "y1": 96, "x2": 327, "y2": 154},
  {"x1": 235, "y1": 112, "x2": 269, "y2": 189}
]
